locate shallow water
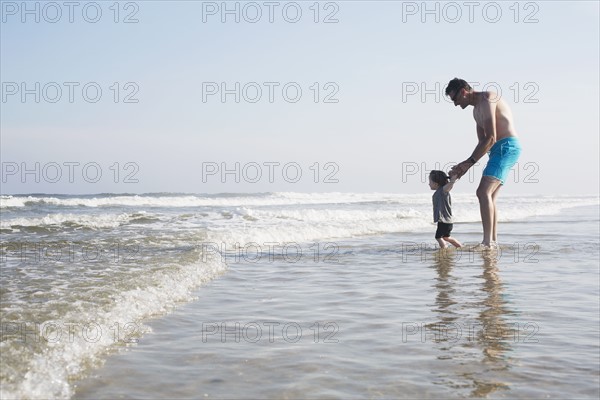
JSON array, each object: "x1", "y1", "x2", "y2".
[
  {"x1": 1, "y1": 194, "x2": 598, "y2": 399},
  {"x1": 74, "y1": 207, "x2": 599, "y2": 399}
]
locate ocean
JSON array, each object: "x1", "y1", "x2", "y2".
[{"x1": 1, "y1": 192, "x2": 598, "y2": 399}]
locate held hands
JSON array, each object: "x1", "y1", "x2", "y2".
[{"x1": 449, "y1": 160, "x2": 472, "y2": 179}]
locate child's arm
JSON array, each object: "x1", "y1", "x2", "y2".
[{"x1": 443, "y1": 175, "x2": 458, "y2": 193}]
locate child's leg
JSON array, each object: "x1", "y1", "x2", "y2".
[
  {"x1": 436, "y1": 238, "x2": 448, "y2": 248},
  {"x1": 443, "y1": 236, "x2": 462, "y2": 248}
]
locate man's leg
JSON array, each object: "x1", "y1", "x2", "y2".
[
  {"x1": 436, "y1": 238, "x2": 448, "y2": 248},
  {"x1": 491, "y1": 184, "x2": 502, "y2": 242},
  {"x1": 476, "y1": 176, "x2": 502, "y2": 246}
]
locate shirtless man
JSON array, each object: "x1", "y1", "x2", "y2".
[{"x1": 445, "y1": 78, "x2": 522, "y2": 248}]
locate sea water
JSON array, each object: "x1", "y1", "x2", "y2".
[{"x1": 1, "y1": 193, "x2": 598, "y2": 399}]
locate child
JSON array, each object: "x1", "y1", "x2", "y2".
[{"x1": 429, "y1": 170, "x2": 462, "y2": 249}]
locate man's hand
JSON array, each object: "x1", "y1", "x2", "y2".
[{"x1": 449, "y1": 160, "x2": 472, "y2": 179}]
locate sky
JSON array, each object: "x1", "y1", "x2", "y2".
[{"x1": 1, "y1": 0, "x2": 599, "y2": 195}]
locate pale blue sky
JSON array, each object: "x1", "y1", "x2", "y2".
[{"x1": 1, "y1": 1, "x2": 599, "y2": 194}]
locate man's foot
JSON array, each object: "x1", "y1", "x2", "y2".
[
  {"x1": 472, "y1": 242, "x2": 493, "y2": 251},
  {"x1": 490, "y1": 241, "x2": 499, "y2": 248}
]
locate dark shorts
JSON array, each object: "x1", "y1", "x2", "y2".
[{"x1": 435, "y1": 222, "x2": 453, "y2": 239}]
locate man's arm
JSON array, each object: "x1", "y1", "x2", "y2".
[{"x1": 450, "y1": 98, "x2": 497, "y2": 178}]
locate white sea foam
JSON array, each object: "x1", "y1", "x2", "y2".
[
  {"x1": 199, "y1": 195, "x2": 598, "y2": 245},
  {"x1": 1, "y1": 192, "x2": 597, "y2": 210},
  {"x1": 2, "y1": 194, "x2": 597, "y2": 237},
  {"x1": 202, "y1": 207, "x2": 430, "y2": 245},
  {"x1": 0, "y1": 213, "x2": 135, "y2": 230},
  {"x1": 0, "y1": 192, "x2": 433, "y2": 208},
  {"x1": 0, "y1": 255, "x2": 227, "y2": 400},
  {"x1": 0, "y1": 195, "x2": 28, "y2": 208}
]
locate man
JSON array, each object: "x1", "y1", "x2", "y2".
[{"x1": 446, "y1": 78, "x2": 522, "y2": 248}]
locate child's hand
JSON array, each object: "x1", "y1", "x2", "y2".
[{"x1": 449, "y1": 173, "x2": 459, "y2": 183}]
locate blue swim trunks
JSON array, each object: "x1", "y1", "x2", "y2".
[{"x1": 482, "y1": 137, "x2": 522, "y2": 184}]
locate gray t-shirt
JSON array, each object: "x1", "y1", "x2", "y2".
[{"x1": 432, "y1": 186, "x2": 453, "y2": 223}]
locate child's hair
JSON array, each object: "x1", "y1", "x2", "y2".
[{"x1": 429, "y1": 170, "x2": 450, "y2": 186}]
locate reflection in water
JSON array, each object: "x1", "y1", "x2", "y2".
[{"x1": 428, "y1": 249, "x2": 516, "y2": 397}]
